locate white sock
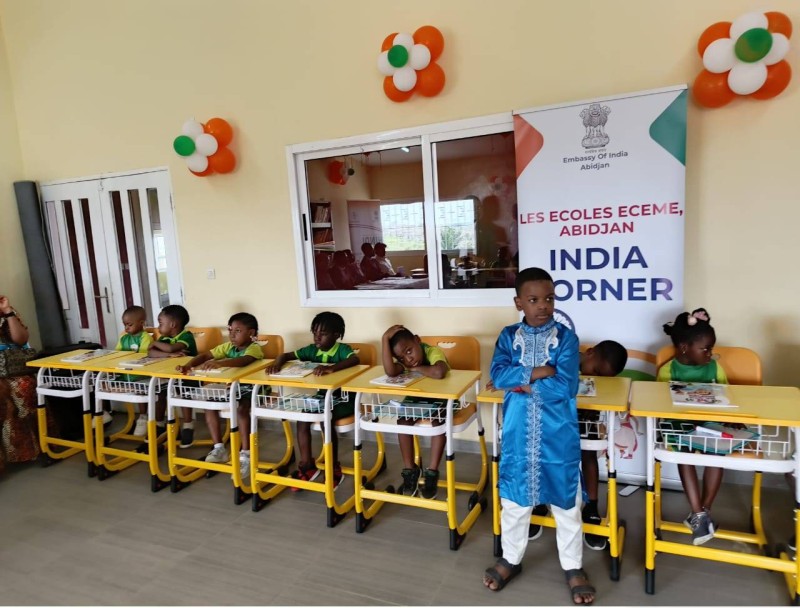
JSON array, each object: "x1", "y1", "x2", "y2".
[
  {"x1": 183, "y1": 421, "x2": 194, "y2": 430},
  {"x1": 138, "y1": 415, "x2": 147, "y2": 421},
  {"x1": 156, "y1": 421, "x2": 166, "y2": 429},
  {"x1": 214, "y1": 442, "x2": 224, "y2": 449},
  {"x1": 240, "y1": 449, "x2": 250, "y2": 457}
]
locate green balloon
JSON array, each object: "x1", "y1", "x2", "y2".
[
  {"x1": 735, "y1": 28, "x2": 772, "y2": 63},
  {"x1": 173, "y1": 135, "x2": 195, "y2": 157},
  {"x1": 387, "y1": 44, "x2": 409, "y2": 68}
]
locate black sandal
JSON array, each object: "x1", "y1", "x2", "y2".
[
  {"x1": 483, "y1": 557, "x2": 522, "y2": 591},
  {"x1": 564, "y1": 568, "x2": 596, "y2": 605}
]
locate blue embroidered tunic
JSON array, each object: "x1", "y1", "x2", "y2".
[{"x1": 491, "y1": 318, "x2": 581, "y2": 510}]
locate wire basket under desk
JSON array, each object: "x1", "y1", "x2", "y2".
[
  {"x1": 172, "y1": 380, "x2": 241, "y2": 402},
  {"x1": 368, "y1": 399, "x2": 460, "y2": 422},
  {"x1": 256, "y1": 392, "x2": 348, "y2": 414},
  {"x1": 96, "y1": 373, "x2": 165, "y2": 396},
  {"x1": 656, "y1": 420, "x2": 791, "y2": 460},
  {"x1": 38, "y1": 368, "x2": 95, "y2": 391}
]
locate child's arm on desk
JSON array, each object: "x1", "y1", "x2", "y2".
[
  {"x1": 148, "y1": 341, "x2": 185, "y2": 358},
  {"x1": 408, "y1": 360, "x2": 447, "y2": 379},
  {"x1": 264, "y1": 352, "x2": 297, "y2": 375},
  {"x1": 197, "y1": 355, "x2": 255, "y2": 370},
  {"x1": 177, "y1": 352, "x2": 212, "y2": 374},
  {"x1": 314, "y1": 352, "x2": 359, "y2": 376}
]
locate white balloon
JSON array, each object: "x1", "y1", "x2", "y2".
[
  {"x1": 194, "y1": 133, "x2": 219, "y2": 157},
  {"x1": 730, "y1": 11, "x2": 768, "y2": 40},
  {"x1": 409, "y1": 44, "x2": 431, "y2": 70},
  {"x1": 185, "y1": 153, "x2": 209, "y2": 173},
  {"x1": 702, "y1": 38, "x2": 736, "y2": 73},
  {"x1": 377, "y1": 51, "x2": 394, "y2": 75},
  {"x1": 728, "y1": 62, "x2": 767, "y2": 95},
  {"x1": 763, "y1": 33, "x2": 790, "y2": 65},
  {"x1": 181, "y1": 120, "x2": 204, "y2": 139},
  {"x1": 392, "y1": 33, "x2": 414, "y2": 52},
  {"x1": 393, "y1": 66, "x2": 417, "y2": 92}
]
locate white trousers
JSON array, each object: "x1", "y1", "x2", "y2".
[{"x1": 500, "y1": 482, "x2": 583, "y2": 570}]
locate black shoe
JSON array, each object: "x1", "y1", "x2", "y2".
[
  {"x1": 420, "y1": 468, "x2": 439, "y2": 499},
  {"x1": 528, "y1": 523, "x2": 543, "y2": 541},
  {"x1": 179, "y1": 427, "x2": 194, "y2": 448},
  {"x1": 582, "y1": 511, "x2": 608, "y2": 551},
  {"x1": 400, "y1": 466, "x2": 421, "y2": 497}
]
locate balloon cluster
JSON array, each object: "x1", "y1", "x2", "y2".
[
  {"x1": 172, "y1": 118, "x2": 236, "y2": 176},
  {"x1": 377, "y1": 25, "x2": 445, "y2": 102},
  {"x1": 693, "y1": 11, "x2": 792, "y2": 108}
]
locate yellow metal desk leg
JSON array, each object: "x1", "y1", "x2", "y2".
[
  {"x1": 608, "y1": 473, "x2": 621, "y2": 581},
  {"x1": 645, "y1": 487, "x2": 656, "y2": 594}
]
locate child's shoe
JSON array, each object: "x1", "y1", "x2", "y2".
[
  {"x1": 420, "y1": 468, "x2": 439, "y2": 499},
  {"x1": 205, "y1": 444, "x2": 230, "y2": 464},
  {"x1": 238, "y1": 452, "x2": 251, "y2": 480},
  {"x1": 132, "y1": 416, "x2": 148, "y2": 437},
  {"x1": 102, "y1": 411, "x2": 113, "y2": 425},
  {"x1": 582, "y1": 509, "x2": 608, "y2": 551},
  {"x1": 290, "y1": 463, "x2": 320, "y2": 492},
  {"x1": 179, "y1": 425, "x2": 194, "y2": 448},
  {"x1": 687, "y1": 511, "x2": 715, "y2": 545},
  {"x1": 400, "y1": 466, "x2": 421, "y2": 497}
]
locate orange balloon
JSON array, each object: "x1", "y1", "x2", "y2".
[
  {"x1": 383, "y1": 76, "x2": 413, "y2": 102},
  {"x1": 697, "y1": 21, "x2": 731, "y2": 57},
  {"x1": 413, "y1": 25, "x2": 444, "y2": 61},
  {"x1": 765, "y1": 11, "x2": 792, "y2": 38},
  {"x1": 190, "y1": 167, "x2": 213, "y2": 177},
  {"x1": 208, "y1": 147, "x2": 236, "y2": 174},
  {"x1": 381, "y1": 32, "x2": 397, "y2": 52},
  {"x1": 416, "y1": 63, "x2": 446, "y2": 97},
  {"x1": 204, "y1": 118, "x2": 233, "y2": 147},
  {"x1": 692, "y1": 70, "x2": 735, "y2": 108},
  {"x1": 751, "y1": 60, "x2": 792, "y2": 99}
]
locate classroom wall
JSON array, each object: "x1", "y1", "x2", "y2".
[
  {"x1": 0, "y1": 0, "x2": 798, "y2": 385},
  {"x1": 0, "y1": 14, "x2": 36, "y2": 347}
]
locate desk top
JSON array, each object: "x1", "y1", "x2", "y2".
[
  {"x1": 239, "y1": 364, "x2": 370, "y2": 389},
  {"x1": 27, "y1": 349, "x2": 129, "y2": 370},
  {"x1": 341, "y1": 366, "x2": 481, "y2": 400},
  {"x1": 143, "y1": 357, "x2": 271, "y2": 383},
  {"x1": 477, "y1": 376, "x2": 631, "y2": 412},
  {"x1": 629, "y1": 381, "x2": 800, "y2": 426}
]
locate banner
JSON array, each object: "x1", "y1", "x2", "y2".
[{"x1": 514, "y1": 86, "x2": 687, "y2": 485}]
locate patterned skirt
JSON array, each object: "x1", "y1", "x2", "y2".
[{"x1": 0, "y1": 375, "x2": 41, "y2": 471}]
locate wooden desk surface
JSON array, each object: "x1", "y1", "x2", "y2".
[
  {"x1": 341, "y1": 366, "x2": 481, "y2": 400},
  {"x1": 87, "y1": 353, "x2": 192, "y2": 375},
  {"x1": 27, "y1": 349, "x2": 129, "y2": 370},
  {"x1": 629, "y1": 381, "x2": 800, "y2": 427},
  {"x1": 142, "y1": 358, "x2": 270, "y2": 384},
  {"x1": 477, "y1": 376, "x2": 631, "y2": 412},
  {"x1": 239, "y1": 364, "x2": 370, "y2": 390}
]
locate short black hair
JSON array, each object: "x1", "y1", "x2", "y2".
[
  {"x1": 663, "y1": 307, "x2": 715, "y2": 347},
  {"x1": 311, "y1": 311, "x2": 345, "y2": 338},
  {"x1": 593, "y1": 340, "x2": 628, "y2": 375},
  {"x1": 388, "y1": 328, "x2": 415, "y2": 352},
  {"x1": 123, "y1": 305, "x2": 147, "y2": 319},
  {"x1": 515, "y1": 267, "x2": 554, "y2": 295},
  {"x1": 160, "y1": 304, "x2": 190, "y2": 329},
  {"x1": 228, "y1": 312, "x2": 258, "y2": 332}
]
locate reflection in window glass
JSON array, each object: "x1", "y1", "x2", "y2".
[
  {"x1": 147, "y1": 189, "x2": 170, "y2": 308},
  {"x1": 380, "y1": 202, "x2": 423, "y2": 250}
]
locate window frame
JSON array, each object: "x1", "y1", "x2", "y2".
[{"x1": 286, "y1": 111, "x2": 517, "y2": 308}]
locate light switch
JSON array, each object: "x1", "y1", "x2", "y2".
[{"x1": 206, "y1": 268, "x2": 216, "y2": 280}]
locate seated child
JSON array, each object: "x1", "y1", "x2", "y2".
[
  {"x1": 483, "y1": 267, "x2": 595, "y2": 605},
  {"x1": 381, "y1": 324, "x2": 449, "y2": 499},
  {"x1": 113, "y1": 305, "x2": 154, "y2": 436},
  {"x1": 176, "y1": 312, "x2": 262, "y2": 478},
  {"x1": 658, "y1": 307, "x2": 727, "y2": 546},
  {"x1": 147, "y1": 305, "x2": 197, "y2": 445},
  {"x1": 264, "y1": 312, "x2": 359, "y2": 490}
]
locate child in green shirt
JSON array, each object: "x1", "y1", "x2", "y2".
[{"x1": 114, "y1": 305, "x2": 153, "y2": 436}]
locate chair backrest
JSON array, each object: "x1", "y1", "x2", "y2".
[
  {"x1": 347, "y1": 342, "x2": 377, "y2": 367},
  {"x1": 145, "y1": 327, "x2": 160, "y2": 341},
  {"x1": 655, "y1": 345, "x2": 762, "y2": 385},
  {"x1": 419, "y1": 335, "x2": 480, "y2": 371},
  {"x1": 256, "y1": 334, "x2": 285, "y2": 359},
  {"x1": 186, "y1": 326, "x2": 224, "y2": 353}
]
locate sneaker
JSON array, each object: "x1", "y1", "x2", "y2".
[
  {"x1": 102, "y1": 411, "x2": 113, "y2": 425},
  {"x1": 205, "y1": 445, "x2": 230, "y2": 464},
  {"x1": 583, "y1": 511, "x2": 608, "y2": 551},
  {"x1": 420, "y1": 468, "x2": 439, "y2": 499},
  {"x1": 132, "y1": 417, "x2": 148, "y2": 437},
  {"x1": 529, "y1": 504, "x2": 549, "y2": 540},
  {"x1": 179, "y1": 427, "x2": 194, "y2": 448},
  {"x1": 238, "y1": 452, "x2": 250, "y2": 480},
  {"x1": 400, "y1": 466, "x2": 421, "y2": 497},
  {"x1": 290, "y1": 463, "x2": 321, "y2": 492},
  {"x1": 687, "y1": 511, "x2": 715, "y2": 545}
]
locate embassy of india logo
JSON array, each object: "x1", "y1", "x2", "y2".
[{"x1": 580, "y1": 103, "x2": 611, "y2": 149}]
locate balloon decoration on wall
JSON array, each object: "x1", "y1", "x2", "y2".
[
  {"x1": 327, "y1": 159, "x2": 355, "y2": 185},
  {"x1": 172, "y1": 118, "x2": 236, "y2": 176},
  {"x1": 693, "y1": 11, "x2": 792, "y2": 108},
  {"x1": 377, "y1": 25, "x2": 445, "y2": 102}
]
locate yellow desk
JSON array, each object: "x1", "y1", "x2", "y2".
[
  {"x1": 238, "y1": 364, "x2": 373, "y2": 527},
  {"x1": 27, "y1": 349, "x2": 130, "y2": 476},
  {"x1": 342, "y1": 367, "x2": 488, "y2": 550},
  {"x1": 479, "y1": 375, "x2": 631, "y2": 580},
  {"x1": 146, "y1": 359, "x2": 270, "y2": 503},
  {"x1": 90, "y1": 354, "x2": 191, "y2": 490},
  {"x1": 630, "y1": 381, "x2": 800, "y2": 600}
]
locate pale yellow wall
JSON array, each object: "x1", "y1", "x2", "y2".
[
  {"x1": 0, "y1": 13, "x2": 36, "y2": 347},
  {"x1": 0, "y1": 0, "x2": 798, "y2": 386}
]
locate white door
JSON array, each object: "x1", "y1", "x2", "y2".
[{"x1": 40, "y1": 169, "x2": 183, "y2": 347}]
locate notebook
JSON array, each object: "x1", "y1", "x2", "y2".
[
  {"x1": 61, "y1": 349, "x2": 116, "y2": 363},
  {"x1": 578, "y1": 377, "x2": 597, "y2": 397},
  {"x1": 267, "y1": 361, "x2": 321, "y2": 378},
  {"x1": 369, "y1": 371, "x2": 424, "y2": 388},
  {"x1": 116, "y1": 356, "x2": 162, "y2": 368},
  {"x1": 676, "y1": 422, "x2": 759, "y2": 455},
  {"x1": 669, "y1": 382, "x2": 733, "y2": 407}
]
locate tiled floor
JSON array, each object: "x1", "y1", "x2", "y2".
[{"x1": 0, "y1": 421, "x2": 795, "y2": 605}]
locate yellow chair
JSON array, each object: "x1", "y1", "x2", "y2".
[
  {"x1": 348, "y1": 342, "x2": 377, "y2": 367},
  {"x1": 256, "y1": 334, "x2": 285, "y2": 360},
  {"x1": 655, "y1": 345, "x2": 762, "y2": 385},
  {"x1": 419, "y1": 335, "x2": 480, "y2": 372},
  {"x1": 187, "y1": 327, "x2": 224, "y2": 353},
  {"x1": 145, "y1": 327, "x2": 160, "y2": 341}
]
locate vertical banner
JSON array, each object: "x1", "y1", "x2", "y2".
[{"x1": 514, "y1": 86, "x2": 687, "y2": 485}]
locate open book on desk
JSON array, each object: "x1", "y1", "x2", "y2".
[
  {"x1": 267, "y1": 361, "x2": 321, "y2": 378},
  {"x1": 369, "y1": 371, "x2": 423, "y2": 388},
  {"x1": 61, "y1": 349, "x2": 116, "y2": 363},
  {"x1": 578, "y1": 377, "x2": 597, "y2": 397},
  {"x1": 116, "y1": 356, "x2": 162, "y2": 368},
  {"x1": 670, "y1": 382, "x2": 734, "y2": 407}
]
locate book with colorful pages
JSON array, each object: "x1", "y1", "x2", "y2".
[
  {"x1": 369, "y1": 371, "x2": 423, "y2": 388},
  {"x1": 578, "y1": 377, "x2": 597, "y2": 397},
  {"x1": 669, "y1": 382, "x2": 733, "y2": 407},
  {"x1": 116, "y1": 357, "x2": 162, "y2": 368},
  {"x1": 267, "y1": 361, "x2": 321, "y2": 378}
]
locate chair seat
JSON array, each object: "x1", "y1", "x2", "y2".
[{"x1": 415, "y1": 402, "x2": 477, "y2": 427}]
